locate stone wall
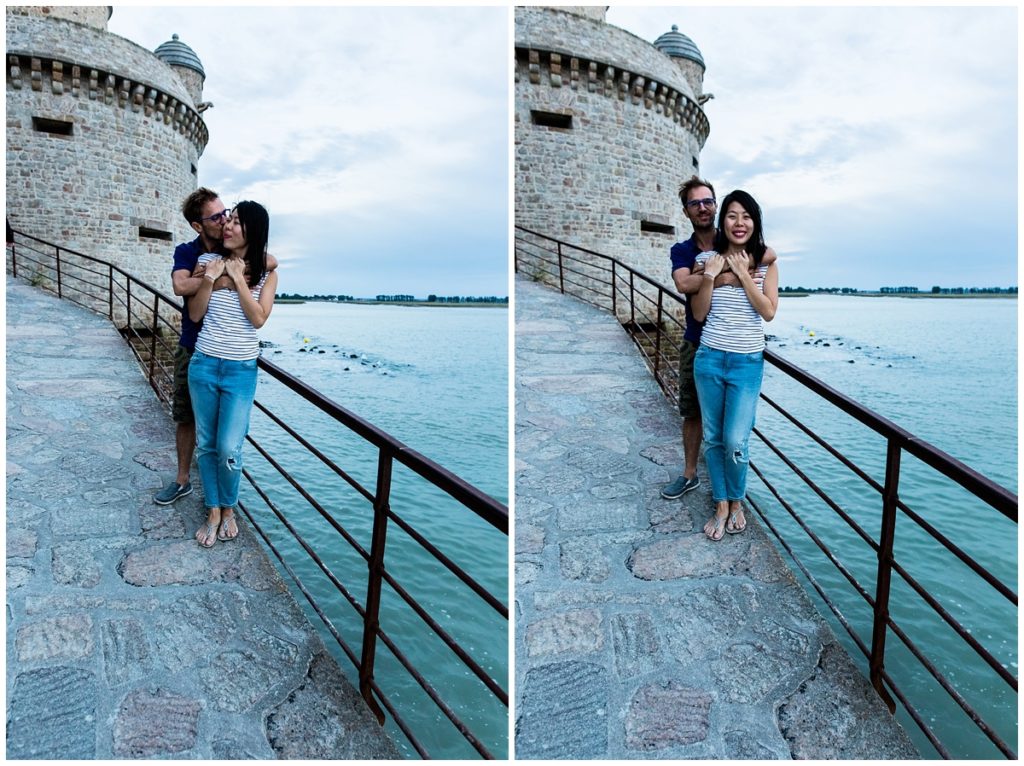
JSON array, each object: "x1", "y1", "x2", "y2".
[
  {"x1": 515, "y1": 7, "x2": 708, "y2": 310},
  {"x1": 6, "y1": 12, "x2": 207, "y2": 310},
  {"x1": 7, "y1": 5, "x2": 111, "y2": 31}
]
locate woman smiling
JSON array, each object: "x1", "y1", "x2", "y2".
[{"x1": 691, "y1": 190, "x2": 779, "y2": 541}]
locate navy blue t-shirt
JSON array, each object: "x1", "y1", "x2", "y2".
[
  {"x1": 172, "y1": 236, "x2": 206, "y2": 350},
  {"x1": 670, "y1": 233, "x2": 705, "y2": 344}
]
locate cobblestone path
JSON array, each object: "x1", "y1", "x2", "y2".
[
  {"x1": 513, "y1": 275, "x2": 918, "y2": 760},
  {"x1": 6, "y1": 277, "x2": 399, "y2": 759}
]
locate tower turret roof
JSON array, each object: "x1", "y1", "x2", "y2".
[
  {"x1": 154, "y1": 33, "x2": 205, "y2": 78},
  {"x1": 653, "y1": 25, "x2": 705, "y2": 69}
]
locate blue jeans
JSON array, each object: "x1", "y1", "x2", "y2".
[
  {"x1": 187, "y1": 350, "x2": 258, "y2": 510},
  {"x1": 693, "y1": 346, "x2": 764, "y2": 503}
]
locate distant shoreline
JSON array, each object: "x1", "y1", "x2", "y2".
[
  {"x1": 779, "y1": 292, "x2": 1016, "y2": 300},
  {"x1": 274, "y1": 299, "x2": 508, "y2": 308}
]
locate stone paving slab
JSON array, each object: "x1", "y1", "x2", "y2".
[
  {"x1": 513, "y1": 276, "x2": 919, "y2": 760},
  {"x1": 6, "y1": 277, "x2": 400, "y2": 760}
]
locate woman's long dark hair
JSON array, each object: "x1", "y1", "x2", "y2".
[
  {"x1": 713, "y1": 190, "x2": 767, "y2": 266},
  {"x1": 232, "y1": 200, "x2": 269, "y2": 288}
]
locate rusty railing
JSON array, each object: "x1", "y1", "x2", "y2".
[
  {"x1": 8, "y1": 230, "x2": 509, "y2": 759},
  {"x1": 515, "y1": 225, "x2": 1017, "y2": 760}
]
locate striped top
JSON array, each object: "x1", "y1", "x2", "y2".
[
  {"x1": 194, "y1": 253, "x2": 269, "y2": 361},
  {"x1": 695, "y1": 251, "x2": 769, "y2": 354}
]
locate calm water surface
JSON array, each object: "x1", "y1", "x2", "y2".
[
  {"x1": 755, "y1": 295, "x2": 1016, "y2": 759},
  {"x1": 242, "y1": 302, "x2": 508, "y2": 759}
]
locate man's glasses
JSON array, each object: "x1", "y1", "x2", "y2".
[
  {"x1": 199, "y1": 209, "x2": 230, "y2": 224},
  {"x1": 685, "y1": 198, "x2": 716, "y2": 210}
]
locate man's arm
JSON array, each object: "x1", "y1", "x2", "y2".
[
  {"x1": 673, "y1": 266, "x2": 705, "y2": 295},
  {"x1": 172, "y1": 264, "x2": 206, "y2": 297}
]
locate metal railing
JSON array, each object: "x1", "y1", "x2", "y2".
[
  {"x1": 8, "y1": 230, "x2": 509, "y2": 759},
  {"x1": 515, "y1": 225, "x2": 1018, "y2": 759}
]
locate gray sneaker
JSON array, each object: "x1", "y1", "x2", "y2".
[
  {"x1": 661, "y1": 475, "x2": 700, "y2": 499},
  {"x1": 154, "y1": 480, "x2": 193, "y2": 505}
]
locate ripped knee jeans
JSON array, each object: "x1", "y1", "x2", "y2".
[
  {"x1": 187, "y1": 350, "x2": 258, "y2": 510},
  {"x1": 693, "y1": 345, "x2": 764, "y2": 503}
]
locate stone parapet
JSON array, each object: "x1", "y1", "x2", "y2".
[{"x1": 7, "y1": 15, "x2": 208, "y2": 154}]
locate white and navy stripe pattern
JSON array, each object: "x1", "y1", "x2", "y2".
[
  {"x1": 194, "y1": 253, "x2": 268, "y2": 361},
  {"x1": 695, "y1": 250, "x2": 769, "y2": 354}
]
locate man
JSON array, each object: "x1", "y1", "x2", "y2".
[
  {"x1": 153, "y1": 188, "x2": 228, "y2": 503},
  {"x1": 153, "y1": 188, "x2": 277, "y2": 504},
  {"x1": 661, "y1": 176, "x2": 775, "y2": 499}
]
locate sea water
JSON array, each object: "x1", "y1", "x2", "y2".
[
  {"x1": 754, "y1": 294, "x2": 1016, "y2": 759},
  {"x1": 241, "y1": 301, "x2": 508, "y2": 759}
]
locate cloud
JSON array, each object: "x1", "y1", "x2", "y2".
[
  {"x1": 606, "y1": 6, "x2": 1017, "y2": 287},
  {"x1": 108, "y1": 6, "x2": 509, "y2": 296}
]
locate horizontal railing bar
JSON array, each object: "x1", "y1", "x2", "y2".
[
  {"x1": 257, "y1": 358, "x2": 508, "y2": 533},
  {"x1": 882, "y1": 609, "x2": 1016, "y2": 757},
  {"x1": 892, "y1": 499, "x2": 1017, "y2": 606},
  {"x1": 379, "y1": 566, "x2": 508, "y2": 704},
  {"x1": 760, "y1": 396, "x2": 1016, "y2": 606},
  {"x1": 386, "y1": 509, "x2": 508, "y2": 618},
  {"x1": 753, "y1": 426, "x2": 880, "y2": 552},
  {"x1": 748, "y1": 454, "x2": 876, "y2": 606},
  {"x1": 889, "y1": 559, "x2": 1017, "y2": 689},
  {"x1": 760, "y1": 393, "x2": 885, "y2": 494},
  {"x1": 252, "y1": 399, "x2": 376, "y2": 506},
  {"x1": 764, "y1": 351, "x2": 1017, "y2": 520},
  {"x1": 237, "y1": 495, "x2": 362, "y2": 664},
  {"x1": 371, "y1": 621, "x2": 495, "y2": 759},
  {"x1": 241, "y1": 465, "x2": 368, "y2": 616},
  {"x1": 745, "y1": 491, "x2": 872, "y2": 658},
  {"x1": 245, "y1": 433, "x2": 372, "y2": 565},
  {"x1": 877, "y1": 664, "x2": 951, "y2": 759}
]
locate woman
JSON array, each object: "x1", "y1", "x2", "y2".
[
  {"x1": 188, "y1": 201, "x2": 278, "y2": 547},
  {"x1": 691, "y1": 190, "x2": 779, "y2": 541}
]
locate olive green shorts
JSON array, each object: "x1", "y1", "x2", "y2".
[
  {"x1": 677, "y1": 339, "x2": 700, "y2": 418},
  {"x1": 171, "y1": 345, "x2": 195, "y2": 424}
]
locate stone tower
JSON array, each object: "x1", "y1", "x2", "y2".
[
  {"x1": 6, "y1": 5, "x2": 209, "y2": 297},
  {"x1": 515, "y1": 7, "x2": 710, "y2": 294}
]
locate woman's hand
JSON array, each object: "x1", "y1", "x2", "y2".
[
  {"x1": 204, "y1": 258, "x2": 226, "y2": 281},
  {"x1": 725, "y1": 251, "x2": 751, "y2": 278},
  {"x1": 703, "y1": 253, "x2": 726, "y2": 278},
  {"x1": 224, "y1": 258, "x2": 246, "y2": 283}
]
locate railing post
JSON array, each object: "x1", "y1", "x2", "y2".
[
  {"x1": 359, "y1": 448, "x2": 393, "y2": 725},
  {"x1": 869, "y1": 438, "x2": 901, "y2": 713},
  {"x1": 610, "y1": 261, "x2": 617, "y2": 316},
  {"x1": 108, "y1": 265, "x2": 114, "y2": 321},
  {"x1": 148, "y1": 292, "x2": 160, "y2": 386},
  {"x1": 653, "y1": 289, "x2": 663, "y2": 381},
  {"x1": 628, "y1": 270, "x2": 636, "y2": 326},
  {"x1": 557, "y1": 242, "x2": 565, "y2": 294},
  {"x1": 10, "y1": 240, "x2": 17, "y2": 279},
  {"x1": 55, "y1": 245, "x2": 64, "y2": 299}
]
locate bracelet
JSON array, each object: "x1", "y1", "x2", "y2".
[
  {"x1": 703, "y1": 272, "x2": 715, "y2": 279},
  {"x1": 204, "y1": 274, "x2": 215, "y2": 282}
]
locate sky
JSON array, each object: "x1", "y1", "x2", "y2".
[
  {"x1": 108, "y1": 6, "x2": 509, "y2": 298},
  {"x1": 605, "y1": 6, "x2": 1018, "y2": 290}
]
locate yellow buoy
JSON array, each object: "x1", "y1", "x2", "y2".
[{"x1": 809, "y1": 331, "x2": 815, "y2": 337}]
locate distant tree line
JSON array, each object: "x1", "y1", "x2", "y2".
[
  {"x1": 425, "y1": 295, "x2": 508, "y2": 304},
  {"x1": 277, "y1": 293, "x2": 355, "y2": 302},
  {"x1": 928, "y1": 286, "x2": 1017, "y2": 295},
  {"x1": 780, "y1": 286, "x2": 1017, "y2": 295},
  {"x1": 275, "y1": 293, "x2": 509, "y2": 303}
]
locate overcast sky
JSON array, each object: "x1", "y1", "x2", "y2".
[
  {"x1": 108, "y1": 6, "x2": 509, "y2": 298},
  {"x1": 606, "y1": 6, "x2": 1018, "y2": 290}
]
